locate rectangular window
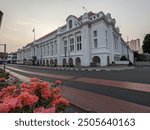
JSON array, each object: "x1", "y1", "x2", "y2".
[
  {"x1": 51, "y1": 45, "x2": 54, "y2": 56},
  {"x1": 55, "y1": 43, "x2": 57, "y2": 54},
  {"x1": 53, "y1": 41, "x2": 57, "y2": 55},
  {"x1": 44, "y1": 46, "x2": 46, "y2": 56},
  {"x1": 93, "y1": 30, "x2": 97, "y2": 37},
  {"x1": 105, "y1": 30, "x2": 108, "y2": 47},
  {"x1": 70, "y1": 38, "x2": 74, "y2": 52},
  {"x1": 47, "y1": 45, "x2": 49, "y2": 55},
  {"x1": 64, "y1": 40, "x2": 67, "y2": 55},
  {"x1": 76, "y1": 36, "x2": 82, "y2": 51},
  {"x1": 94, "y1": 39, "x2": 98, "y2": 48},
  {"x1": 114, "y1": 34, "x2": 118, "y2": 50}
]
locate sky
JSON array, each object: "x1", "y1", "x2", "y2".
[{"x1": 0, "y1": 0, "x2": 150, "y2": 53}]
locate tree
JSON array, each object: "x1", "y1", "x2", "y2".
[
  {"x1": 120, "y1": 55, "x2": 127, "y2": 61},
  {"x1": 142, "y1": 34, "x2": 150, "y2": 54},
  {"x1": 32, "y1": 56, "x2": 37, "y2": 65},
  {"x1": 134, "y1": 51, "x2": 139, "y2": 61}
]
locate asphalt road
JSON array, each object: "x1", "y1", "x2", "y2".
[{"x1": 6, "y1": 64, "x2": 150, "y2": 107}]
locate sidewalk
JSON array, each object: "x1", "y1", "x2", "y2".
[{"x1": 6, "y1": 68, "x2": 150, "y2": 113}]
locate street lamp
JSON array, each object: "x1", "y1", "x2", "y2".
[
  {"x1": 0, "y1": 43, "x2": 6, "y2": 72},
  {"x1": 41, "y1": 45, "x2": 42, "y2": 66},
  {"x1": 68, "y1": 51, "x2": 70, "y2": 67}
]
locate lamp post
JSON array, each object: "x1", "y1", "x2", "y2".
[
  {"x1": 41, "y1": 45, "x2": 42, "y2": 66},
  {"x1": 0, "y1": 43, "x2": 6, "y2": 72},
  {"x1": 68, "y1": 51, "x2": 70, "y2": 67}
]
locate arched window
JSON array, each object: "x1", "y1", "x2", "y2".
[{"x1": 69, "y1": 20, "x2": 73, "y2": 29}]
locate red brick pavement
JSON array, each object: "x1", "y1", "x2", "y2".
[
  {"x1": 61, "y1": 86, "x2": 150, "y2": 113},
  {"x1": 75, "y1": 77, "x2": 150, "y2": 93}
]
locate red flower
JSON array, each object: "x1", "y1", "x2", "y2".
[
  {"x1": 19, "y1": 91, "x2": 39, "y2": 107},
  {"x1": 51, "y1": 97, "x2": 69, "y2": 107},
  {"x1": 0, "y1": 77, "x2": 6, "y2": 82},
  {"x1": 29, "y1": 82, "x2": 39, "y2": 93},
  {"x1": 40, "y1": 81, "x2": 49, "y2": 88},
  {"x1": 58, "y1": 97, "x2": 69, "y2": 106},
  {"x1": 0, "y1": 77, "x2": 68, "y2": 113},
  {"x1": 20, "y1": 83, "x2": 27, "y2": 88},
  {"x1": 34, "y1": 106, "x2": 55, "y2": 113},
  {"x1": 51, "y1": 99, "x2": 59, "y2": 106},
  {"x1": 52, "y1": 87, "x2": 61, "y2": 94},
  {"x1": 1, "y1": 86, "x2": 17, "y2": 96},
  {"x1": 2, "y1": 86, "x2": 16, "y2": 92},
  {"x1": 55, "y1": 80, "x2": 61, "y2": 85},
  {"x1": 3, "y1": 97, "x2": 22, "y2": 109},
  {"x1": 41, "y1": 88, "x2": 51, "y2": 99},
  {"x1": 52, "y1": 97, "x2": 69, "y2": 106},
  {"x1": 30, "y1": 78, "x2": 39, "y2": 82},
  {"x1": 0, "y1": 103, "x2": 10, "y2": 113},
  {"x1": 53, "y1": 93, "x2": 61, "y2": 100}
]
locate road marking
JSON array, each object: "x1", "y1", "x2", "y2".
[{"x1": 6, "y1": 66, "x2": 75, "y2": 80}]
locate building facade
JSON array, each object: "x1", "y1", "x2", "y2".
[
  {"x1": 127, "y1": 39, "x2": 141, "y2": 52},
  {"x1": 6, "y1": 52, "x2": 17, "y2": 64},
  {"x1": 17, "y1": 11, "x2": 133, "y2": 67}
]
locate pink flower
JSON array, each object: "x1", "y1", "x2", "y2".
[
  {"x1": 3, "y1": 97, "x2": 22, "y2": 109},
  {"x1": 52, "y1": 87, "x2": 60, "y2": 93},
  {"x1": 34, "y1": 106, "x2": 55, "y2": 113},
  {"x1": 59, "y1": 97, "x2": 69, "y2": 106},
  {"x1": 0, "y1": 77, "x2": 6, "y2": 82},
  {"x1": 0, "y1": 103, "x2": 10, "y2": 113},
  {"x1": 19, "y1": 83, "x2": 27, "y2": 88},
  {"x1": 19, "y1": 91, "x2": 39, "y2": 107},
  {"x1": 52, "y1": 97, "x2": 69, "y2": 106},
  {"x1": 55, "y1": 80, "x2": 61, "y2": 85},
  {"x1": 53, "y1": 93, "x2": 61, "y2": 100},
  {"x1": 41, "y1": 88, "x2": 51, "y2": 99},
  {"x1": 30, "y1": 78, "x2": 39, "y2": 82},
  {"x1": 40, "y1": 81, "x2": 49, "y2": 88},
  {"x1": 29, "y1": 82, "x2": 39, "y2": 93}
]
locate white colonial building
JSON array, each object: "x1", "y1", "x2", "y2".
[{"x1": 17, "y1": 11, "x2": 133, "y2": 67}]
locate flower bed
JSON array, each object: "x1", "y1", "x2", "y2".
[
  {"x1": 0, "y1": 68, "x2": 10, "y2": 89},
  {"x1": 0, "y1": 77, "x2": 69, "y2": 113}
]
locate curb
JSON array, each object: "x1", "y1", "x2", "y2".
[{"x1": 8, "y1": 64, "x2": 135, "y2": 72}]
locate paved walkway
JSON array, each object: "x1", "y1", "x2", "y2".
[{"x1": 5, "y1": 67, "x2": 150, "y2": 113}]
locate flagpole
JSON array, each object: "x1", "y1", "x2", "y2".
[
  {"x1": 33, "y1": 28, "x2": 35, "y2": 42},
  {"x1": 83, "y1": 6, "x2": 87, "y2": 13},
  {"x1": 34, "y1": 30, "x2": 35, "y2": 41}
]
